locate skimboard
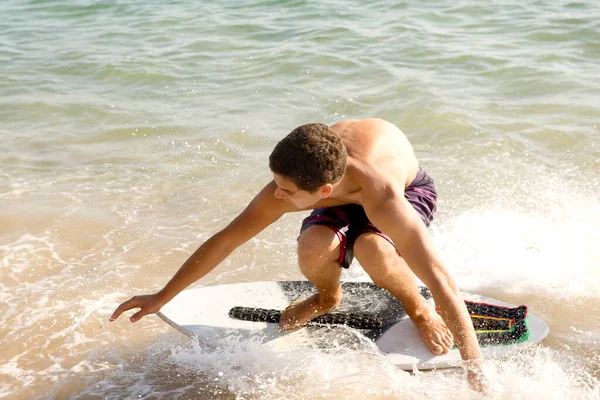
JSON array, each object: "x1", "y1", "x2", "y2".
[{"x1": 156, "y1": 281, "x2": 549, "y2": 370}]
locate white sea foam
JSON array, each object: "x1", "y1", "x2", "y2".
[
  {"x1": 433, "y1": 180, "x2": 600, "y2": 298},
  {"x1": 131, "y1": 336, "x2": 598, "y2": 400}
]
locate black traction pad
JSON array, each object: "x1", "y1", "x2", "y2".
[
  {"x1": 228, "y1": 283, "x2": 529, "y2": 346},
  {"x1": 229, "y1": 306, "x2": 391, "y2": 329},
  {"x1": 465, "y1": 301, "x2": 529, "y2": 345}
]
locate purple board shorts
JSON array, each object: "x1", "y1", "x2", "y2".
[{"x1": 300, "y1": 167, "x2": 437, "y2": 268}]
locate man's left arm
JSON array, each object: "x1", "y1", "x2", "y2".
[{"x1": 361, "y1": 180, "x2": 483, "y2": 363}]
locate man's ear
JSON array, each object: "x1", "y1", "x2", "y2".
[{"x1": 319, "y1": 184, "x2": 333, "y2": 198}]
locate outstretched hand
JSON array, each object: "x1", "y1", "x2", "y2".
[
  {"x1": 464, "y1": 359, "x2": 498, "y2": 394},
  {"x1": 110, "y1": 293, "x2": 165, "y2": 323}
]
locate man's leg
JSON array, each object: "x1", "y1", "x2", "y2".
[
  {"x1": 353, "y1": 232, "x2": 454, "y2": 354},
  {"x1": 279, "y1": 225, "x2": 343, "y2": 331}
]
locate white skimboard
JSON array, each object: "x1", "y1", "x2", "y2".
[{"x1": 157, "y1": 281, "x2": 549, "y2": 370}]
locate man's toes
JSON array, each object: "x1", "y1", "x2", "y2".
[
  {"x1": 443, "y1": 335, "x2": 454, "y2": 350},
  {"x1": 279, "y1": 318, "x2": 299, "y2": 331},
  {"x1": 431, "y1": 335, "x2": 452, "y2": 354},
  {"x1": 430, "y1": 343, "x2": 443, "y2": 355}
]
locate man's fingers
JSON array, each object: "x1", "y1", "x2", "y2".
[
  {"x1": 110, "y1": 297, "x2": 140, "y2": 321},
  {"x1": 130, "y1": 309, "x2": 147, "y2": 323},
  {"x1": 110, "y1": 294, "x2": 162, "y2": 323}
]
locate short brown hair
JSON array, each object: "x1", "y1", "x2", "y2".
[{"x1": 269, "y1": 123, "x2": 347, "y2": 193}]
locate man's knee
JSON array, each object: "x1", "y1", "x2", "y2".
[
  {"x1": 354, "y1": 233, "x2": 397, "y2": 261},
  {"x1": 297, "y1": 225, "x2": 341, "y2": 266},
  {"x1": 354, "y1": 233, "x2": 399, "y2": 286}
]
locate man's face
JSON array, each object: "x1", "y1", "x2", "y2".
[{"x1": 272, "y1": 174, "x2": 326, "y2": 209}]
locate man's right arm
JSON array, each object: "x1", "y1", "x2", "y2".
[{"x1": 110, "y1": 181, "x2": 295, "y2": 323}]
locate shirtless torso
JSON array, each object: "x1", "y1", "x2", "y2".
[{"x1": 270, "y1": 118, "x2": 420, "y2": 210}]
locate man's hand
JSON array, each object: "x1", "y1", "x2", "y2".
[
  {"x1": 110, "y1": 293, "x2": 166, "y2": 323},
  {"x1": 464, "y1": 359, "x2": 495, "y2": 393}
]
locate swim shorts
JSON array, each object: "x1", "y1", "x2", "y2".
[{"x1": 299, "y1": 167, "x2": 437, "y2": 268}]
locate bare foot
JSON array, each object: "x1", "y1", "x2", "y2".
[
  {"x1": 411, "y1": 305, "x2": 454, "y2": 355},
  {"x1": 279, "y1": 294, "x2": 339, "y2": 331}
]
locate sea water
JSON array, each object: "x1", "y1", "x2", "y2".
[{"x1": 1, "y1": 0, "x2": 599, "y2": 398}]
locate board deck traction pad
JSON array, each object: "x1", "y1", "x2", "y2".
[{"x1": 229, "y1": 282, "x2": 530, "y2": 346}]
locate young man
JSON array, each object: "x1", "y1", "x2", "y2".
[{"x1": 111, "y1": 118, "x2": 486, "y2": 388}]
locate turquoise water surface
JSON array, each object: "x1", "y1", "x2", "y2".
[{"x1": 1, "y1": 1, "x2": 599, "y2": 399}]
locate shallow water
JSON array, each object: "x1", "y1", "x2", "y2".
[{"x1": 1, "y1": 0, "x2": 599, "y2": 399}]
